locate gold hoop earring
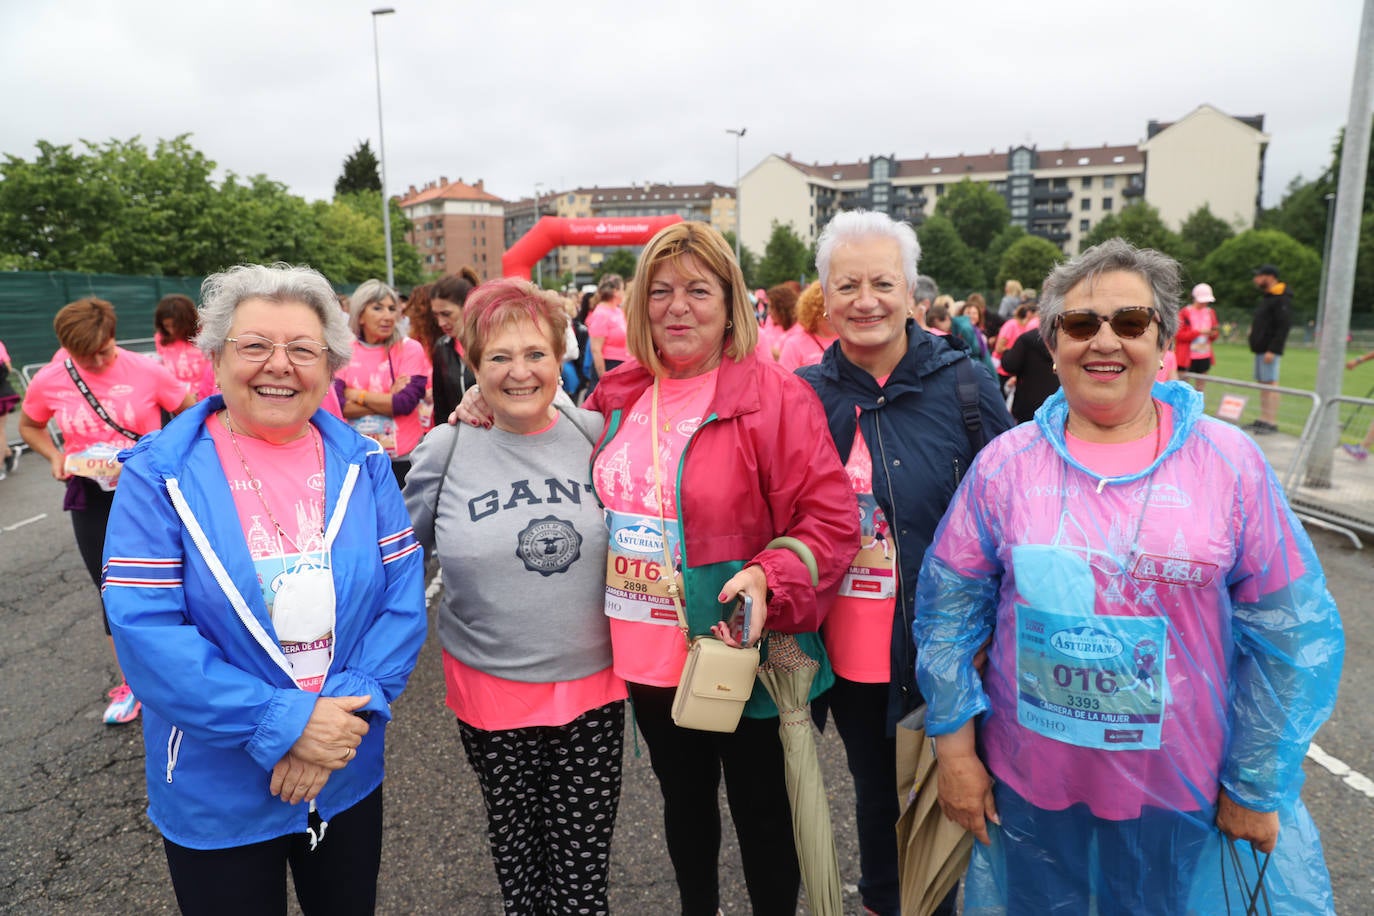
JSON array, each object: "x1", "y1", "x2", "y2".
[{"x1": 725, "y1": 320, "x2": 733, "y2": 330}]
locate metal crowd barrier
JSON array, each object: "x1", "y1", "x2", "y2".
[{"x1": 1181, "y1": 372, "x2": 1373, "y2": 548}]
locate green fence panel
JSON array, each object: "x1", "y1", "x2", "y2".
[{"x1": 2, "y1": 271, "x2": 365, "y2": 370}]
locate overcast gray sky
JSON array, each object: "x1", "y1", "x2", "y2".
[{"x1": 0, "y1": 0, "x2": 1364, "y2": 212}]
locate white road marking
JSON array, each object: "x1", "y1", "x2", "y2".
[
  {"x1": 3, "y1": 513, "x2": 47, "y2": 532},
  {"x1": 1308, "y1": 741, "x2": 1374, "y2": 799}
]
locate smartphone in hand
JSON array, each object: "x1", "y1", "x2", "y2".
[{"x1": 737, "y1": 594, "x2": 754, "y2": 647}]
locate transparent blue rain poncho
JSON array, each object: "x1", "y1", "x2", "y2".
[{"x1": 915, "y1": 384, "x2": 1344, "y2": 914}]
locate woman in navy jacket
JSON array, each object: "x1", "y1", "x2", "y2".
[
  {"x1": 796, "y1": 210, "x2": 1011, "y2": 916},
  {"x1": 103, "y1": 264, "x2": 426, "y2": 915}
]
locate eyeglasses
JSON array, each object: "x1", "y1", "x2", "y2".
[
  {"x1": 227, "y1": 335, "x2": 326, "y2": 366},
  {"x1": 1055, "y1": 306, "x2": 1158, "y2": 341}
]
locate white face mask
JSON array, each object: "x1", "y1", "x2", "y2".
[{"x1": 272, "y1": 566, "x2": 336, "y2": 643}]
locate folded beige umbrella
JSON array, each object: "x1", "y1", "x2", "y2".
[
  {"x1": 756, "y1": 632, "x2": 843, "y2": 916},
  {"x1": 895, "y1": 706, "x2": 974, "y2": 916}
]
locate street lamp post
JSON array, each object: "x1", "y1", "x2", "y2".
[
  {"x1": 534, "y1": 182, "x2": 546, "y2": 287},
  {"x1": 371, "y1": 7, "x2": 396, "y2": 288},
  {"x1": 726, "y1": 128, "x2": 746, "y2": 264}
]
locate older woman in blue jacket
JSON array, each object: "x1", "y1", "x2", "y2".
[
  {"x1": 796, "y1": 210, "x2": 1011, "y2": 916},
  {"x1": 103, "y1": 264, "x2": 427, "y2": 914}
]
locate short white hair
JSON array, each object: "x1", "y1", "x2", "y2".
[
  {"x1": 198, "y1": 263, "x2": 353, "y2": 372},
  {"x1": 815, "y1": 210, "x2": 921, "y2": 291}
]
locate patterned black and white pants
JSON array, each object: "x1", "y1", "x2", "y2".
[{"x1": 457, "y1": 700, "x2": 625, "y2": 916}]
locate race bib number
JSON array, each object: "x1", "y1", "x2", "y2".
[
  {"x1": 1015, "y1": 605, "x2": 1167, "y2": 751},
  {"x1": 65, "y1": 444, "x2": 123, "y2": 490},
  {"x1": 839, "y1": 494, "x2": 895, "y2": 599},
  {"x1": 603, "y1": 510, "x2": 682, "y2": 627},
  {"x1": 349, "y1": 414, "x2": 398, "y2": 456}
]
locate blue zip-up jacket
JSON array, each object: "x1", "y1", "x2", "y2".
[
  {"x1": 102, "y1": 396, "x2": 426, "y2": 849},
  {"x1": 797, "y1": 321, "x2": 1011, "y2": 731}
]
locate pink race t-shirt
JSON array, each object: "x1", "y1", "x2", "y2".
[
  {"x1": 207, "y1": 413, "x2": 334, "y2": 692},
  {"x1": 156, "y1": 339, "x2": 212, "y2": 399},
  {"x1": 22, "y1": 349, "x2": 188, "y2": 486},
  {"x1": 586, "y1": 304, "x2": 630, "y2": 363},
  {"x1": 777, "y1": 330, "x2": 832, "y2": 372},
  {"x1": 825, "y1": 404, "x2": 896, "y2": 683},
  {"x1": 593, "y1": 370, "x2": 719, "y2": 687},
  {"x1": 337, "y1": 337, "x2": 430, "y2": 457},
  {"x1": 1065, "y1": 401, "x2": 1175, "y2": 477}
]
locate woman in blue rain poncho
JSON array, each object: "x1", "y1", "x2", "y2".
[{"x1": 915, "y1": 239, "x2": 1344, "y2": 914}]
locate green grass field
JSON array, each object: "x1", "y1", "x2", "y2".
[
  {"x1": 1207, "y1": 342, "x2": 1374, "y2": 398},
  {"x1": 1195, "y1": 343, "x2": 1374, "y2": 444}
]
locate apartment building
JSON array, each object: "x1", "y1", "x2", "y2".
[
  {"x1": 738, "y1": 104, "x2": 1268, "y2": 255},
  {"x1": 395, "y1": 177, "x2": 506, "y2": 280}
]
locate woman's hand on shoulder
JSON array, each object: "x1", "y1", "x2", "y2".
[
  {"x1": 1216, "y1": 791, "x2": 1280, "y2": 854},
  {"x1": 450, "y1": 385, "x2": 492, "y2": 428}
]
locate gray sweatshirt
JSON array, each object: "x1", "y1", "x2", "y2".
[{"x1": 403, "y1": 409, "x2": 611, "y2": 683}]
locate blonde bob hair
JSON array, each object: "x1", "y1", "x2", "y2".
[{"x1": 624, "y1": 221, "x2": 758, "y2": 376}]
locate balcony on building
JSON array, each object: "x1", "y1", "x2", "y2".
[
  {"x1": 1032, "y1": 186, "x2": 1074, "y2": 202},
  {"x1": 1123, "y1": 181, "x2": 1145, "y2": 198},
  {"x1": 1032, "y1": 226, "x2": 1071, "y2": 244},
  {"x1": 1030, "y1": 208, "x2": 1071, "y2": 223}
]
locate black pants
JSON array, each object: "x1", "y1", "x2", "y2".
[
  {"x1": 629, "y1": 682, "x2": 800, "y2": 916},
  {"x1": 458, "y1": 701, "x2": 625, "y2": 915},
  {"x1": 829, "y1": 678, "x2": 957, "y2": 916},
  {"x1": 163, "y1": 785, "x2": 383, "y2": 916},
  {"x1": 829, "y1": 677, "x2": 901, "y2": 915},
  {"x1": 69, "y1": 482, "x2": 115, "y2": 634}
]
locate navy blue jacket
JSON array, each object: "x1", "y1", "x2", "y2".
[{"x1": 798, "y1": 321, "x2": 1011, "y2": 730}]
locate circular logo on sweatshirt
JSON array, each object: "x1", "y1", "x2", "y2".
[{"x1": 516, "y1": 516, "x2": 583, "y2": 576}]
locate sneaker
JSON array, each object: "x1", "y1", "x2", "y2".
[
  {"x1": 1247, "y1": 420, "x2": 1277, "y2": 435},
  {"x1": 1343, "y1": 443, "x2": 1369, "y2": 461},
  {"x1": 103, "y1": 683, "x2": 142, "y2": 725}
]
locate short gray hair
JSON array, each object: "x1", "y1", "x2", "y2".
[
  {"x1": 1040, "y1": 238, "x2": 1180, "y2": 351},
  {"x1": 348, "y1": 279, "x2": 402, "y2": 346},
  {"x1": 816, "y1": 210, "x2": 921, "y2": 291},
  {"x1": 914, "y1": 274, "x2": 939, "y2": 305},
  {"x1": 197, "y1": 263, "x2": 353, "y2": 372}
]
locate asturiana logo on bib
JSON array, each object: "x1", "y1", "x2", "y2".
[
  {"x1": 613, "y1": 522, "x2": 663, "y2": 553},
  {"x1": 1050, "y1": 626, "x2": 1123, "y2": 661}
]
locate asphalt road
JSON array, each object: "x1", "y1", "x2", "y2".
[{"x1": 2, "y1": 419, "x2": 1371, "y2": 914}]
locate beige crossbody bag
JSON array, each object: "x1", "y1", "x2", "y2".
[{"x1": 649, "y1": 379, "x2": 760, "y2": 733}]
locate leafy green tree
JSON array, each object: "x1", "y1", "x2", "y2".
[
  {"x1": 1259, "y1": 174, "x2": 1332, "y2": 252},
  {"x1": 335, "y1": 140, "x2": 382, "y2": 197},
  {"x1": 0, "y1": 135, "x2": 222, "y2": 274},
  {"x1": 1080, "y1": 201, "x2": 1185, "y2": 261},
  {"x1": 316, "y1": 191, "x2": 423, "y2": 285},
  {"x1": 917, "y1": 214, "x2": 983, "y2": 294},
  {"x1": 208, "y1": 172, "x2": 321, "y2": 271},
  {"x1": 721, "y1": 231, "x2": 760, "y2": 288},
  {"x1": 1178, "y1": 205, "x2": 1236, "y2": 279},
  {"x1": 757, "y1": 222, "x2": 812, "y2": 287},
  {"x1": 983, "y1": 224, "x2": 1028, "y2": 288},
  {"x1": 996, "y1": 235, "x2": 1064, "y2": 291},
  {"x1": 935, "y1": 178, "x2": 1011, "y2": 252},
  {"x1": 1198, "y1": 229, "x2": 1322, "y2": 316},
  {"x1": 595, "y1": 248, "x2": 638, "y2": 282},
  {"x1": 0, "y1": 133, "x2": 424, "y2": 283}
]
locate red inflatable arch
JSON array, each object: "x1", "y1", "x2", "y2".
[{"x1": 501, "y1": 215, "x2": 685, "y2": 279}]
